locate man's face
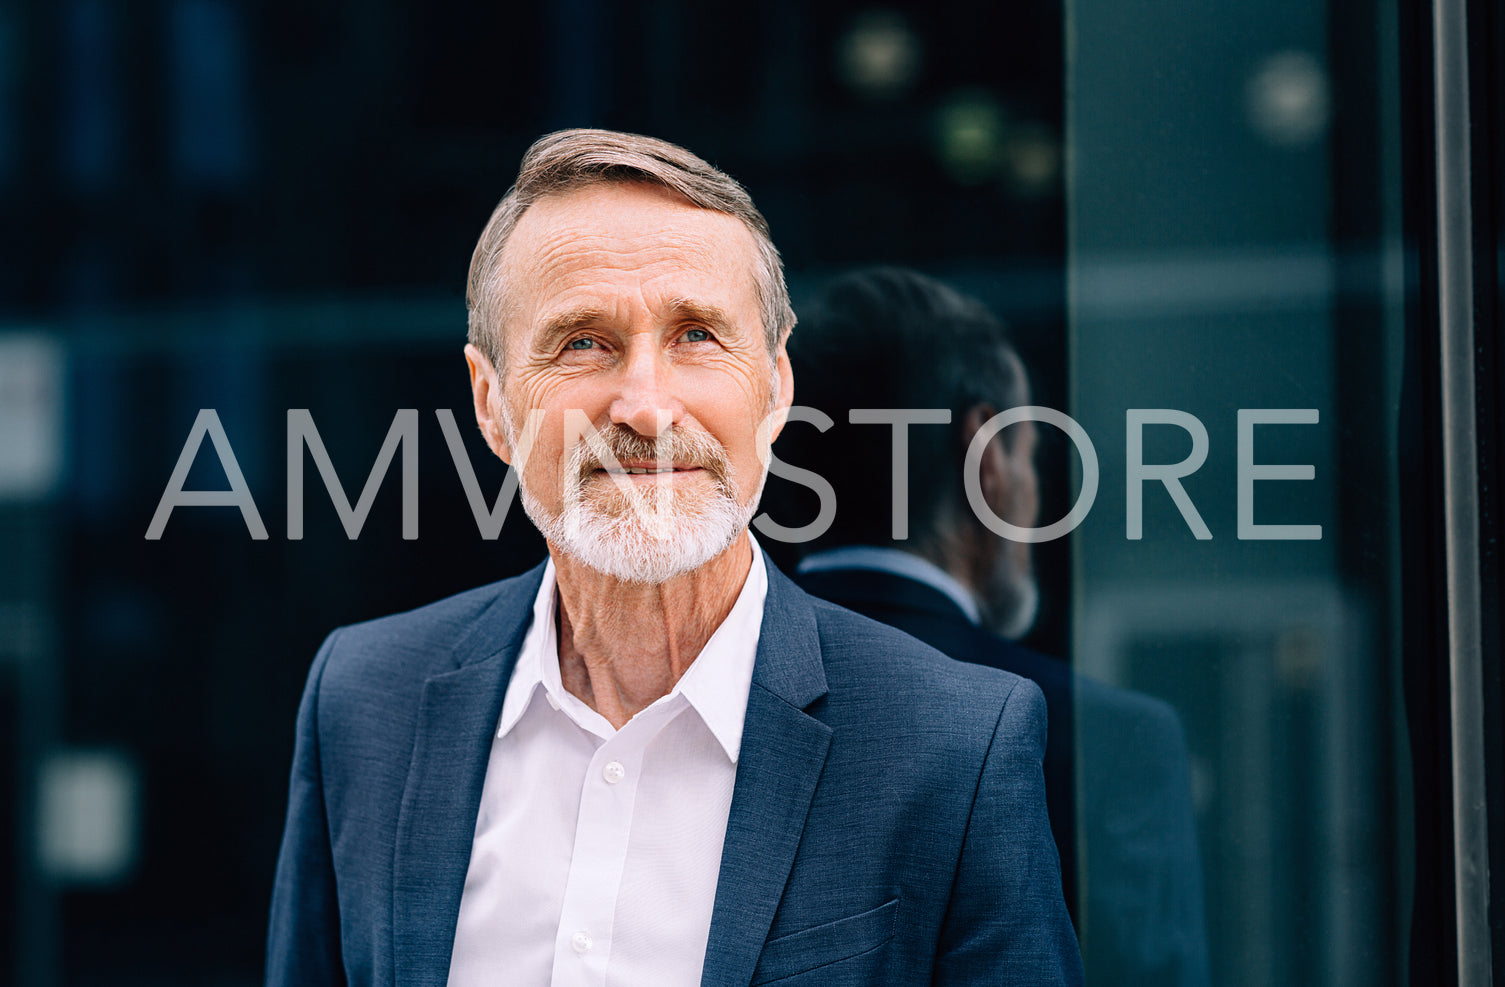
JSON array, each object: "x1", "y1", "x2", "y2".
[
  {"x1": 468, "y1": 181, "x2": 793, "y2": 582},
  {"x1": 981, "y1": 413, "x2": 1041, "y2": 640}
]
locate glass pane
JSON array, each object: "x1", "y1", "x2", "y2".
[
  {"x1": 2, "y1": 0, "x2": 1445, "y2": 982},
  {"x1": 1065, "y1": 0, "x2": 1410, "y2": 983}
]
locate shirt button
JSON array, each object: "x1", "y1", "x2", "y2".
[
  {"x1": 571, "y1": 930, "x2": 593, "y2": 954},
  {"x1": 602, "y1": 761, "x2": 626, "y2": 784}
]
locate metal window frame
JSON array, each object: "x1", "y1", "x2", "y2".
[{"x1": 1433, "y1": 0, "x2": 1493, "y2": 979}]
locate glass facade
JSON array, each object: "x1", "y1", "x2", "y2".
[
  {"x1": 1067, "y1": 0, "x2": 1412, "y2": 982},
  {"x1": 0, "y1": 0, "x2": 1499, "y2": 983}
]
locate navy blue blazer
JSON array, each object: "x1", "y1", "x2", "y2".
[{"x1": 266, "y1": 559, "x2": 1082, "y2": 986}]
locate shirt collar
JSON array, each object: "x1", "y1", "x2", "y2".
[
  {"x1": 494, "y1": 560, "x2": 561, "y2": 741},
  {"x1": 496, "y1": 534, "x2": 768, "y2": 764},
  {"x1": 674, "y1": 534, "x2": 765, "y2": 763},
  {"x1": 796, "y1": 545, "x2": 982, "y2": 625}
]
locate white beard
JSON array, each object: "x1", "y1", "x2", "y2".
[{"x1": 514, "y1": 420, "x2": 765, "y2": 585}]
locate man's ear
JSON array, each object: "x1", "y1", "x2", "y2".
[
  {"x1": 766, "y1": 339, "x2": 796, "y2": 443},
  {"x1": 465, "y1": 343, "x2": 513, "y2": 465},
  {"x1": 962, "y1": 403, "x2": 1039, "y2": 529},
  {"x1": 962, "y1": 403, "x2": 1008, "y2": 515}
]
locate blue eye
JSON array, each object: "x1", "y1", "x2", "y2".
[
  {"x1": 683, "y1": 327, "x2": 712, "y2": 343},
  {"x1": 566, "y1": 337, "x2": 595, "y2": 350}
]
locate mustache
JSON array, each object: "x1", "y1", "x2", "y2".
[{"x1": 569, "y1": 423, "x2": 733, "y2": 489}]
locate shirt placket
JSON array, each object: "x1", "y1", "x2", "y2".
[{"x1": 549, "y1": 708, "x2": 663, "y2": 987}]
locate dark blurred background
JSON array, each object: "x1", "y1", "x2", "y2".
[
  {"x1": 6, "y1": 0, "x2": 1475, "y2": 978},
  {"x1": 1, "y1": 2, "x2": 1072, "y2": 983}
]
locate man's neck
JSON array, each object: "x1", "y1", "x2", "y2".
[{"x1": 550, "y1": 532, "x2": 753, "y2": 729}]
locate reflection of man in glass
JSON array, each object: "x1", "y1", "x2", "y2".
[
  {"x1": 781, "y1": 267, "x2": 1209, "y2": 986},
  {"x1": 266, "y1": 134, "x2": 1082, "y2": 986}
]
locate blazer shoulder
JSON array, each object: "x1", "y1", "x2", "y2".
[{"x1": 315, "y1": 562, "x2": 545, "y2": 696}]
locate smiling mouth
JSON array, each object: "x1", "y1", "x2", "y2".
[{"x1": 597, "y1": 465, "x2": 703, "y2": 477}]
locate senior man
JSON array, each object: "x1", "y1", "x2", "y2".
[{"x1": 266, "y1": 130, "x2": 1081, "y2": 986}]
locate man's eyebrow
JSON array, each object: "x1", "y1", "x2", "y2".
[
  {"x1": 668, "y1": 300, "x2": 739, "y2": 337},
  {"x1": 532, "y1": 301, "x2": 742, "y2": 349},
  {"x1": 533, "y1": 307, "x2": 607, "y2": 350}
]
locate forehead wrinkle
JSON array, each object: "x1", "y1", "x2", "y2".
[
  {"x1": 514, "y1": 196, "x2": 757, "y2": 275},
  {"x1": 499, "y1": 186, "x2": 765, "y2": 354},
  {"x1": 522, "y1": 238, "x2": 753, "y2": 322},
  {"x1": 527, "y1": 227, "x2": 735, "y2": 278}
]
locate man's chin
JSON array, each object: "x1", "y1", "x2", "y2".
[
  {"x1": 559, "y1": 522, "x2": 744, "y2": 584},
  {"x1": 541, "y1": 497, "x2": 753, "y2": 585}
]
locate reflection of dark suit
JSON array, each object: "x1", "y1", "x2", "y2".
[
  {"x1": 267, "y1": 560, "x2": 1082, "y2": 986},
  {"x1": 796, "y1": 565, "x2": 1209, "y2": 987}
]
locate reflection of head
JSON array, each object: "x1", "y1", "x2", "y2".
[
  {"x1": 465, "y1": 129, "x2": 796, "y2": 370},
  {"x1": 783, "y1": 267, "x2": 1039, "y2": 637}
]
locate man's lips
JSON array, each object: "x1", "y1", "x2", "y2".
[
  {"x1": 592, "y1": 463, "x2": 705, "y2": 478},
  {"x1": 603, "y1": 459, "x2": 700, "y2": 472}
]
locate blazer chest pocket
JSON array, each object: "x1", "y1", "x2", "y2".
[{"x1": 750, "y1": 898, "x2": 900, "y2": 986}]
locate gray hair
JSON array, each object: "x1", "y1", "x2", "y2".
[{"x1": 466, "y1": 129, "x2": 795, "y2": 369}]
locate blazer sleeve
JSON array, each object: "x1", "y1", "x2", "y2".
[
  {"x1": 266, "y1": 631, "x2": 347, "y2": 987},
  {"x1": 932, "y1": 676, "x2": 1084, "y2": 986}
]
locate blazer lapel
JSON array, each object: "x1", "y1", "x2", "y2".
[
  {"x1": 391, "y1": 564, "x2": 545, "y2": 987},
  {"x1": 701, "y1": 564, "x2": 833, "y2": 987}
]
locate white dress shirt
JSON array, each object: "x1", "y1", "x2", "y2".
[{"x1": 446, "y1": 536, "x2": 767, "y2": 987}]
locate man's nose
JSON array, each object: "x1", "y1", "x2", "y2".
[{"x1": 608, "y1": 344, "x2": 680, "y2": 437}]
